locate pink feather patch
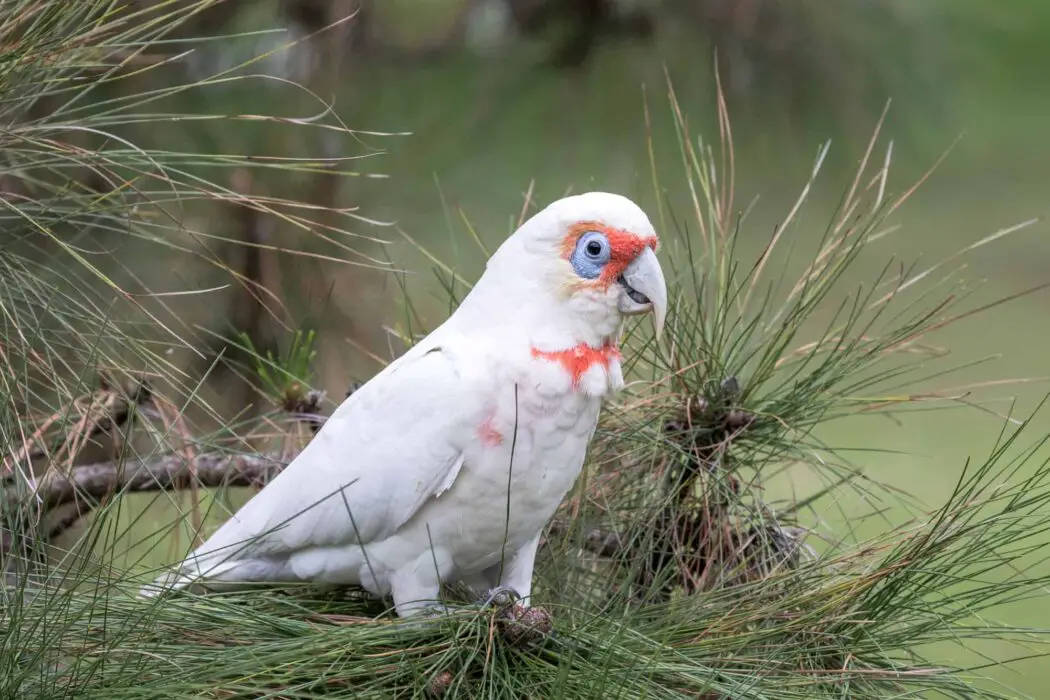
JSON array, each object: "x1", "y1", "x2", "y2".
[{"x1": 476, "y1": 413, "x2": 504, "y2": 447}]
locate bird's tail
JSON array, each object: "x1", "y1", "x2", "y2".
[{"x1": 138, "y1": 558, "x2": 244, "y2": 598}]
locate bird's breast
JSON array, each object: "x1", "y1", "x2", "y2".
[
  {"x1": 457, "y1": 367, "x2": 603, "y2": 534},
  {"x1": 407, "y1": 351, "x2": 607, "y2": 574}
]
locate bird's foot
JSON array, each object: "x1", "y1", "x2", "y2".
[
  {"x1": 476, "y1": 585, "x2": 521, "y2": 610},
  {"x1": 393, "y1": 588, "x2": 553, "y2": 647}
]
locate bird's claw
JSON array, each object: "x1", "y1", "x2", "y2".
[{"x1": 477, "y1": 585, "x2": 521, "y2": 610}]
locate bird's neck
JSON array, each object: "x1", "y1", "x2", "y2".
[{"x1": 524, "y1": 335, "x2": 625, "y2": 398}]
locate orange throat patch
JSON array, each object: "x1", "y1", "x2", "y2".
[{"x1": 531, "y1": 342, "x2": 622, "y2": 388}]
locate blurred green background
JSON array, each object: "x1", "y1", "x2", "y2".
[{"x1": 64, "y1": 0, "x2": 1050, "y2": 693}]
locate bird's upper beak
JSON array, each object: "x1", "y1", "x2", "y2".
[{"x1": 617, "y1": 246, "x2": 667, "y2": 339}]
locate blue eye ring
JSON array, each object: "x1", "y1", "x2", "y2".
[{"x1": 570, "y1": 231, "x2": 611, "y2": 279}]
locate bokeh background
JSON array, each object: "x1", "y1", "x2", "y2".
[{"x1": 50, "y1": 0, "x2": 1050, "y2": 693}]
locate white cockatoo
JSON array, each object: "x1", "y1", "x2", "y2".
[{"x1": 142, "y1": 191, "x2": 667, "y2": 618}]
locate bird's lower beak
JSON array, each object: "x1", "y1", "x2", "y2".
[{"x1": 617, "y1": 246, "x2": 667, "y2": 339}]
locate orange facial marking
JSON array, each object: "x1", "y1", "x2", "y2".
[
  {"x1": 477, "y1": 413, "x2": 504, "y2": 447},
  {"x1": 531, "y1": 342, "x2": 622, "y2": 388},
  {"x1": 562, "y1": 221, "x2": 658, "y2": 289}
]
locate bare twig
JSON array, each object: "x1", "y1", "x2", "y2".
[
  {"x1": 151, "y1": 393, "x2": 205, "y2": 547},
  {"x1": 3, "y1": 451, "x2": 287, "y2": 518},
  {"x1": 2, "y1": 381, "x2": 152, "y2": 479}
]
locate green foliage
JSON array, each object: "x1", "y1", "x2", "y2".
[
  {"x1": 0, "y1": 0, "x2": 380, "y2": 681},
  {"x1": 0, "y1": 0, "x2": 372, "y2": 413},
  {"x1": 238, "y1": 327, "x2": 319, "y2": 405}
]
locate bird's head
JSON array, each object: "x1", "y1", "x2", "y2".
[{"x1": 480, "y1": 192, "x2": 667, "y2": 347}]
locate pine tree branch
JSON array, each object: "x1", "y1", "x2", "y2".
[
  {"x1": 1, "y1": 447, "x2": 634, "y2": 558},
  {"x1": 2, "y1": 451, "x2": 287, "y2": 522}
]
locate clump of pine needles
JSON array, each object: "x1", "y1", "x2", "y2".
[
  {"x1": 0, "y1": 1, "x2": 388, "y2": 692},
  {"x1": 4, "y1": 4, "x2": 1050, "y2": 699},
  {"x1": 535, "y1": 81, "x2": 1050, "y2": 696}
]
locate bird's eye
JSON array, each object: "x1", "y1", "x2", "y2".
[
  {"x1": 578, "y1": 231, "x2": 609, "y2": 259},
  {"x1": 570, "y1": 231, "x2": 611, "y2": 279}
]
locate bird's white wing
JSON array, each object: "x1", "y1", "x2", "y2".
[{"x1": 177, "y1": 342, "x2": 484, "y2": 573}]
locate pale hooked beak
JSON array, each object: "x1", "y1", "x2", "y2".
[{"x1": 616, "y1": 246, "x2": 667, "y2": 339}]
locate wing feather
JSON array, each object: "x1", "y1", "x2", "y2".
[{"x1": 169, "y1": 342, "x2": 483, "y2": 577}]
